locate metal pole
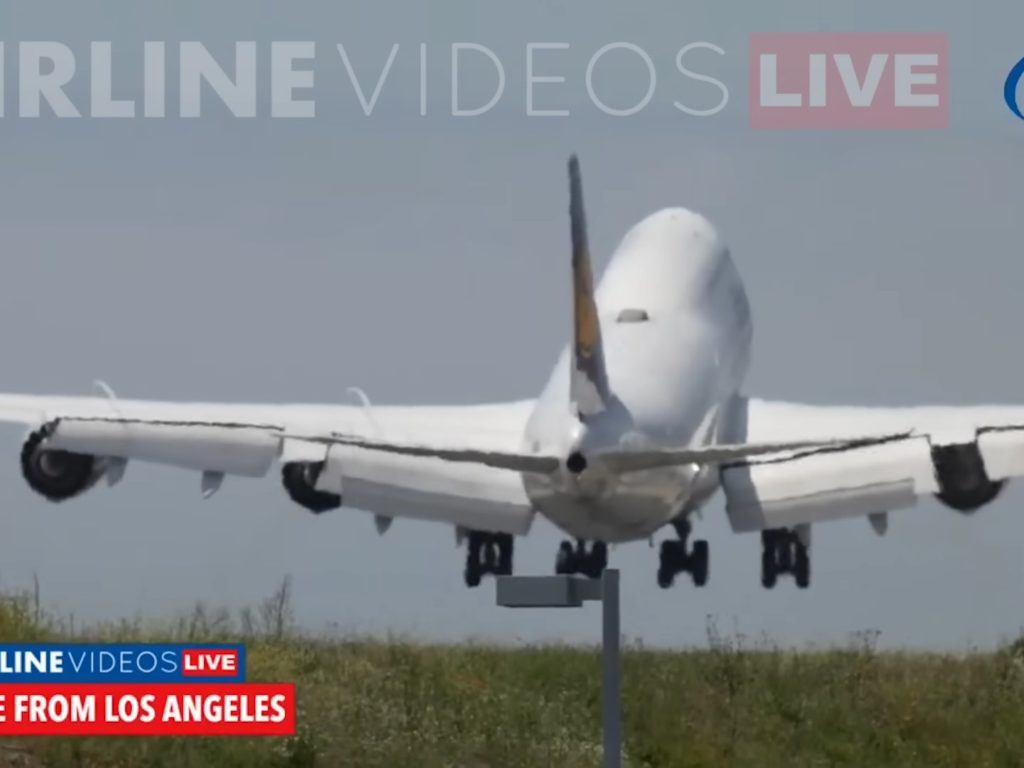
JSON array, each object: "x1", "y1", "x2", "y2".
[
  {"x1": 601, "y1": 568, "x2": 621, "y2": 768},
  {"x1": 494, "y1": 570, "x2": 623, "y2": 765}
]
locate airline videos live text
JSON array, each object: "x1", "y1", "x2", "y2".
[{"x1": 0, "y1": 644, "x2": 294, "y2": 735}]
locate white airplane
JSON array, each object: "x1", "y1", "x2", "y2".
[{"x1": 3, "y1": 155, "x2": 1022, "y2": 590}]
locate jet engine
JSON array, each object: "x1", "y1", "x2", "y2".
[
  {"x1": 281, "y1": 461, "x2": 342, "y2": 513},
  {"x1": 20, "y1": 426, "x2": 106, "y2": 502},
  {"x1": 931, "y1": 443, "x2": 1004, "y2": 513}
]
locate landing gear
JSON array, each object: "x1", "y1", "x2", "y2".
[
  {"x1": 761, "y1": 529, "x2": 810, "y2": 589},
  {"x1": 554, "y1": 539, "x2": 608, "y2": 579},
  {"x1": 464, "y1": 532, "x2": 513, "y2": 588},
  {"x1": 657, "y1": 520, "x2": 709, "y2": 588}
]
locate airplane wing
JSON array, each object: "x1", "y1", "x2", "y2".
[
  {"x1": 0, "y1": 392, "x2": 540, "y2": 536},
  {"x1": 715, "y1": 395, "x2": 1024, "y2": 532}
]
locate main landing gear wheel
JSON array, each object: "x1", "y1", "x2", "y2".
[
  {"x1": 464, "y1": 532, "x2": 513, "y2": 588},
  {"x1": 554, "y1": 539, "x2": 608, "y2": 578},
  {"x1": 657, "y1": 520, "x2": 709, "y2": 588},
  {"x1": 760, "y1": 529, "x2": 810, "y2": 589}
]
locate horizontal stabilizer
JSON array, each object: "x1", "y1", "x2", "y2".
[
  {"x1": 289, "y1": 431, "x2": 562, "y2": 474},
  {"x1": 291, "y1": 430, "x2": 911, "y2": 477},
  {"x1": 594, "y1": 433, "x2": 912, "y2": 474}
]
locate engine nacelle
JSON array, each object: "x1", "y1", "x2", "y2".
[
  {"x1": 21, "y1": 426, "x2": 105, "y2": 502},
  {"x1": 281, "y1": 461, "x2": 342, "y2": 514},
  {"x1": 931, "y1": 443, "x2": 1004, "y2": 513}
]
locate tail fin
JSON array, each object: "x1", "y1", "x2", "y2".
[{"x1": 568, "y1": 155, "x2": 611, "y2": 420}]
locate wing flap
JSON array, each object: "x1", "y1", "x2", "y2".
[
  {"x1": 48, "y1": 418, "x2": 282, "y2": 477},
  {"x1": 718, "y1": 396, "x2": 1024, "y2": 532},
  {"x1": 977, "y1": 428, "x2": 1024, "y2": 482},
  {"x1": 321, "y1": 443, "x2": 536, "y2": 534},
  {"x1": 280, "y1": 436, "x2": 330, "y2": 465},
  {"x1": 721, "y1": 435, "x2": 936, "y2": 532}
]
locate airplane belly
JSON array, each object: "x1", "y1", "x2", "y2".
[{"x1": 523, "y1": 464, "x2": 692, "y2": 542}]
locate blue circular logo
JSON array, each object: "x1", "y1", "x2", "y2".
[{"x1": 1005, "y1": 56, "x2": 1024, "y2": 120}]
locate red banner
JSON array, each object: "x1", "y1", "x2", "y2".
[{"x1": 0, "y1": 683, "x2": 295, "y2": 736}]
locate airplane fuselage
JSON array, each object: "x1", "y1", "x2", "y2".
[{"x1": 522, "y1": 207, "x2": 753, "y2": 542}]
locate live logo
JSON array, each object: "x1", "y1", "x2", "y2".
[
  {"x1": 181, "y1": 649, "x2": 239, "y2": 677},
  {"x1": 748, "y1": 33, "x2": 948, "y2": 129}
]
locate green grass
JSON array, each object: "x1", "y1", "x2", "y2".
[{"x1": 0, "y1": 580, "x2": 1022, "y2": 767}]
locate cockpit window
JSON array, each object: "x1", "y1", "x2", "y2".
[{"x1": 616, "y1": 308, "x2": 649, "y2": 323}]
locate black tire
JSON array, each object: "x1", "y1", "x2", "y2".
[
  {"x1": 761, "y1": 549, "x2": 777, "y2": 589},
  {"x1": 778, "y1": 541, "x2": 794, "y2": 572},
  {"x1": 657, "y1": 567, "x2": 675, "y2": 589},
  {"x1": 588, "y1": 542, "x2": 609, "y2": 577},
  {"x1": 794, "y1": 544, "x2": 810, "y2": 589},
  {"x1": 659, "y1": 540, "x2": 684, "y2": 570},
  {"x1": 658, "y1": 540, "x2": 685, "y2": 588},
  {"x1": 483, "y1": 542, "x2": 497, "y2": 571},
  {"x1": 497, "y1": 536, "x2": 513, "y2": 576},
  {"x1": 555, "y1": 541, "x2": 575, "y2": 574},
  {"x1": 593, "y1": 541, "x2": 608, "y2": 568},
  {"x1": 691, "y1": 540, "x2": 709, "y2": 587},
  {"x1": 464, "y1": 564, "x2": 482, "y2": 588}
]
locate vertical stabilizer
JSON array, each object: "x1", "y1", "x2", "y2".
[{"x1": 568, "y1": 155, "x2": 611, "y2": 419}]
